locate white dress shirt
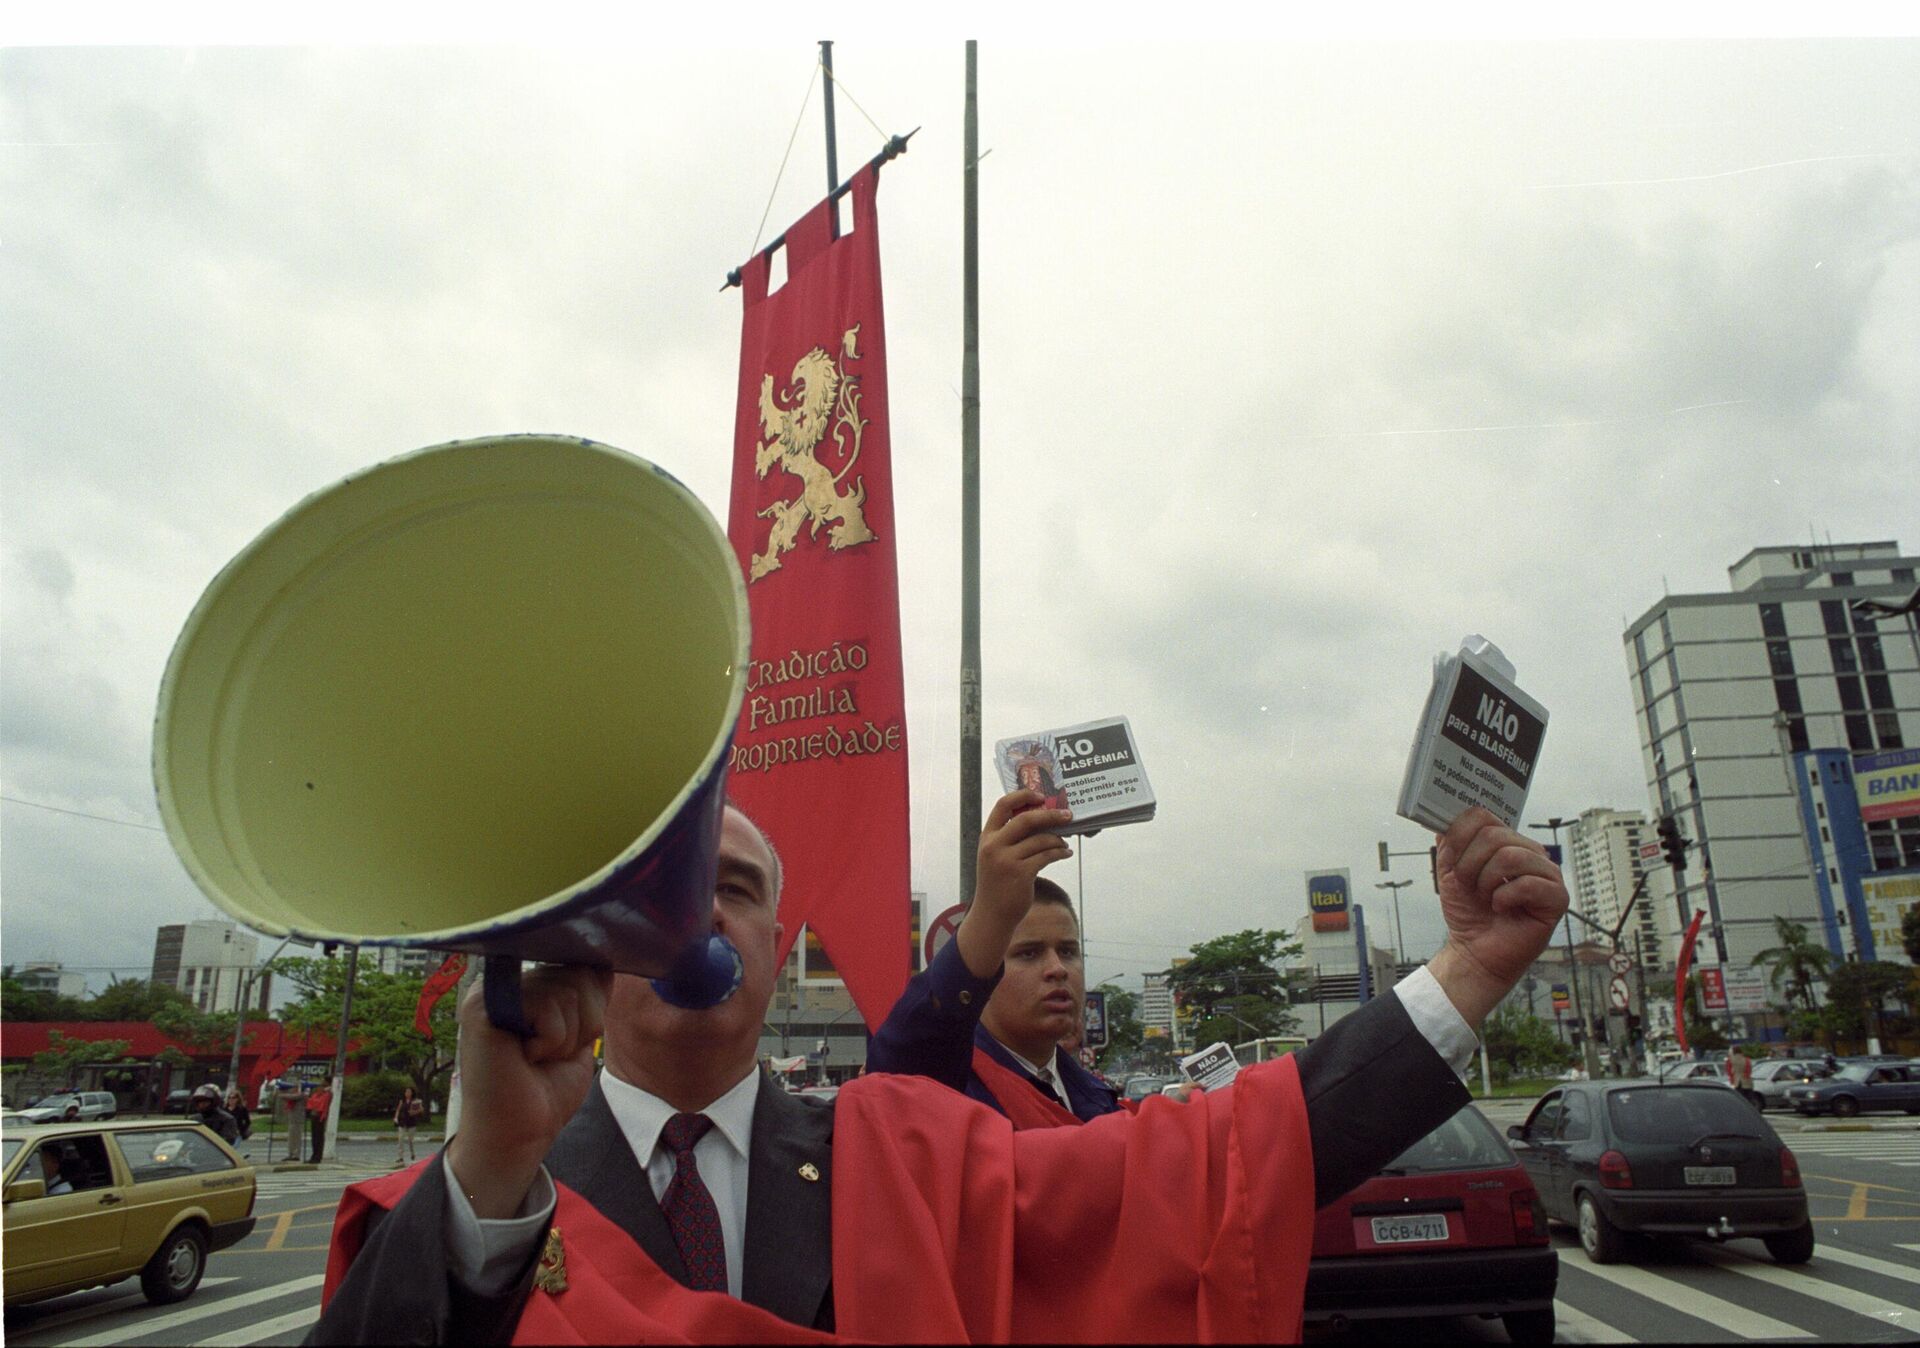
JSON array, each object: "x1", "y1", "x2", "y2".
[
  {"x1": 444, "y1": 965, "x2": 1478, "y2": 1296},
  {"x1": 445, "y1": 1066, "x2": 759, "y2": 1298}
]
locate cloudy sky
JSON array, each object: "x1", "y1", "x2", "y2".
[{"x1": 4, "y1": 33, "x2": 1917, "y2": 1000}]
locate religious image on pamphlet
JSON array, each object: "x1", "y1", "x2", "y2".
[
  {"x1": 1396, "y1": 635, "x2": 1549, "y2": 833},
  {"x1": 993, "y1": 716, "x2": 1156, "y2": 835}
]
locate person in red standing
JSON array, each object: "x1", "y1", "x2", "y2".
[{"x1": 307, "y1": 1083, "x2": 334, "y2": 1163}]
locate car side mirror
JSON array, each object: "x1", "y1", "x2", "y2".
[
  {"x1": 4, "y1": 1178, "x2": 46, "y2": 1203},
  {"x1": 1506, "y1": 1124, "x2": 1529, "y2": 1142}
]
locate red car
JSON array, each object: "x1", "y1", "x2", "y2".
[{"x1": 1306, "y1": 1104, "x2": 1558, "y2": 1343}]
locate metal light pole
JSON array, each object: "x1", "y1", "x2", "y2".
[
  {"x1": 958, "y1": 40, "x2": 983, "y2": 910},
  {"x1": 321, "y1": 945, "x2": 359, "y2": 1163},
  {"x1": 226, "y1": 934, "x2": 299, "y2": 1095},
  {"x1": 1375, "y1": 881, "x2": 1413, "y2": 969},
  {"x1": 1531, "y1": 816, "x2": 1600, "y2": 1079}
]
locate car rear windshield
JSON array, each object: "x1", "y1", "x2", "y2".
[
  {"x1": 1607, "y1": 1087, "x2": 1766, "y2": 1144},
  {"x1": 1381, "y1": 1106, "x2": 1511, "y2": 1173}
]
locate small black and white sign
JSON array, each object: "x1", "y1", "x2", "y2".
[
  {"x1": 1396, "y1": 637, "x2": 1549, "y2": 832},
  {"x1": 995, "y1": 716, "x2": 1156, "y2": 835},
  {"x1": 1179, "y1": 1041, "x2": 1241, "y2": 1091}
]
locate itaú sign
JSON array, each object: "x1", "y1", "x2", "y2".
[{"x1": 1307, "y1": 870, "x2": 1350, "y2": 932}]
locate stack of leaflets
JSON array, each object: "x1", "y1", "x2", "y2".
[
  {"x1": 994, "y1": 716, "x2": 1155, "y2": 836},
  {"x1": 1396, "y1": 636, "x2": 1548, "y2": 832},
  {"x1": 1179, "y1": 1042, "x2": 1241, "y2": 1091}
]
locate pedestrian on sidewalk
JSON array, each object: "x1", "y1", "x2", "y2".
[
  {"x1": 307, "y1": 1083, "x2": 333, "y2": 1163},
  {"x1": 225, "y1": 1087, "x2": 253, "y2": 1143},
  {"x1": 392, "y1": 1086, "x2": 426, "y2": 1166}
]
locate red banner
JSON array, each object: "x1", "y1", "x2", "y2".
[
  {"x1": 414, "y1": 953, "x2": 467, "y2": 1038},
  {"x1": 726, "y1": 164, "x2": 911, "y2": 1030},
  {"x1": 1673, "y1": 910, "x2": 1705, "y2": 1055}
]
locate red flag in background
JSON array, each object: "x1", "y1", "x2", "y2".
[
  {"x1": 414, "y1": 953, "x2": 467, "y2": 1038},
  {"x1": 1673, "y1": 910, "x2": 1705, "y2": 1055},
  {"x1": 726, "y1": 164, "x2": 910, "y2": 1029}
]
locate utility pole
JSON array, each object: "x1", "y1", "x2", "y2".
[
  {"x1": 958, "y1": 40, "x2": 983, "y2": 911},
  {"x1": 322, "y1": 945, "x2": 359, "y2": 1163},
  {"x1": 1531, "y1": 816, "x2": 1600, "y2": 1079},
  {"x1": 226, "y1": 934, "x2": 298, "y2": 1095},
  {"x1": 1375, "y1": 880, "x2": 1413, "y2": 969}
]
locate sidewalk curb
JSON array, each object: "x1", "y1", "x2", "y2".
[{"x1": 1794, "y1": 1121, "x2": 1920, "y2": 1133}]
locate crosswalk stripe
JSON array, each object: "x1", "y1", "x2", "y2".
[
  {"x1": 61, "y1": 1274, "x2": 325, "y2": 1347},
  {"x1": 1695, "y1": 1247, "x2": 1919, "y2": 1331},
  {"x1": 198, "y1": 1307, "x2": 319, "y2": 1346},
  {"x1": 6, "y1": 1278, "x2": 239, "y2": 1339},
  {"x1": 1561, "y1": 1256, "x2": 1813, "y2": 1339},
  {"x1": 1552, "y1": 1302, "x2": 1639, "y2": 1343},
  {"x1": 1807, "y1": 1245, "x2": 1920, "y2": 1287}
]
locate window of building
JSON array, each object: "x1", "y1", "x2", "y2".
[
  {"x1": 1759, "y1": 603, "x2": 1787, "y2": 639},
  {"x1": 1875, "y1": 712, "x2": 1904, "y2": 750},
  {"x1": 1820, "y1": 825, "x2": 1831, "y2": 843},
  {"x1": 1820, "y1": 600, "x2": 1849, "y2": 635},
  {"x1": 1866, "y1": 673, "x2": 1894, "y2": 708},
  {"x1": 1846, "y1": 714, "x2": 1875, "y2": 751},
  {"x1": 1787, "y1": 717, "x2": 1809, "y2": 752},
  {"x1": 1773, "y1": 679, "x2": 1802, "y2": 714},
  {"x1": 1828, "y1": 867, "x2": 1840, "y2": 884},
  {"x1": 1831, "y1": 571, "x2": 1854, "y2": 587},
  {"x1": 1838, "y1": 677, "x2": 1865, "y2": 712},
  {"x1": 1816, "y1": 801, "x2": 1826, "y2": 818},
  {"x1": 1768, "y1": 640, "x2": 1796, "y2": 676},
  {"x1": 1809, "y1": 766, "x2": 1820, "y2": 785},
  {"x1": 1859, "y1": 635, "x2": 1887, "y2": 671},
  {"x1": 1895, "y1": 567, "x2": 1915, "y2": 582},
  {"x1": 1830, "y1": 638, "x2": 1860, "y2": 674}
]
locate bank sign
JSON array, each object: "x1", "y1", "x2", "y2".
[
  {"x1": 1307, "y1": 869, "x2": 1351, "y2": 932},
  {"x1": 1856, "y1": 748, "x2": 1920, "y2": 823}
]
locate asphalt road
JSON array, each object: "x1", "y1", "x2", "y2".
[{"x1": 7, "y1": 1118, "x2": 1916, "y2": 1345}]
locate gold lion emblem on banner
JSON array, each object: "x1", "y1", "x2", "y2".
[{"x1": 750, "y1": 324, "x2": 878, "y2": 582}]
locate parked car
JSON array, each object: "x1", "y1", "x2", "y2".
[
  {"x1": 1306, "y1": 1104, "x2": 1557, "y2": 1343},
  {"x1": 1121, "y1": 1075, "x2": 1178, "y2": 1102},
  {"x1": 2, "y1": 1118, "x2": 256, "y2": 1308},
  {"x1": 16, "y1": 1093, "x2": 116, "y2": 1125},
  {"x1": 162, "y1": 1089, "x2": 194, "y2": 1115},
  {"x1": 1507, "y1": 1081, "x2": 1810, "y2": 1265},
  {"x1": 1784, "y1": 1061, "x2": 1920, "y2": 1117},
  {"x1": 1656, "y1": 1059, "x2": 1731, "y2": 1086},
  {"x1": 1750, "y1": 1059, "x2": 1830, "y2": 1111}
]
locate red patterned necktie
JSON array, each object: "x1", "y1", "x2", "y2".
[{"x1": 659, "y1": 1112, "x2": 727, "y2": 1292}]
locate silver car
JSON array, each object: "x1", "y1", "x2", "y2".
[{"x1": 1750, "y1": 1059, "x2": 1828, "y2": 1111}]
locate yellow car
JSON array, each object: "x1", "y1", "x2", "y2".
[{"x1": 2, "y1": 1118, "x2": 257, "y2": 1307}]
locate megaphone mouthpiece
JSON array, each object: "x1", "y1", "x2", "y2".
[{"x1": 651, "y1": 933, "x2": 746, "y2": 1010}]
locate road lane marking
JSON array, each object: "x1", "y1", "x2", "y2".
[
  {"x1": 1552, "y1": 1302, "x2": 1639, "y2": 1342},
  {"x1": 1849, "y1": 1183, "x2": 1869, "y2": 1220},
  {"x1": 263, "y1": 1209, "x2": 295, "y2": 1251},
  {"x1": 1695, "y1": 1249, "x2": 1918, "y2": 1332},
  {"x1": 62, "y1": 1274, "x2": 326, "y2": 1347},
  {"x1": 199, "y1": 1307, "x2": 319, "y2": 1346},
  {"x1": 4, "y1": 1279, "x2": 239, "y2": 1340},
  {"x1": 1560, "y1": 1257, "x2": 1814, "y2": 1339},
  {"x1": 1805, "y1": 1245, "x2": 1920, "y2": 1287}
]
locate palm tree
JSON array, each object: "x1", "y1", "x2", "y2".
[{"x1": 1750, "y1": 917, "x2": 1831, "y2": 1016}]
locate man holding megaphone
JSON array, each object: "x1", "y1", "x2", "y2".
[{"x1": 309, "y1": 799, "x2": 1567, "y2": 1344}]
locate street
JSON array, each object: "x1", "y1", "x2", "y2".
[{"x1": 6, "y1": 1122, "x2": 1917, "y2": 1344}]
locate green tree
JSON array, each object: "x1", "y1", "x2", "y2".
[
  {"x1": 1483, "y1": 1005, "x2": 1575, "y2": 1082},
  {"x1": 1820, "y1": 961, "x2": 1913, "y2": 1040},
  {"x1": 0, "y1": 966, "x2": 90, "y2": 1022},
  {"x1": 1092, "y1": 984, "x2": 1143, "y2": 1069},
  {"x1": 271, "y1": 954, "x2": 458, "y2": 1102},
  {"x1": 1164, "y1": 929, "x2": 1302, "y2": 1042},
  {"x1": 1750, "y1": 917, "x2": 1831, "y2": 1015},
  {"x1": 151, "y1": 998, "x2": 240, "y2": 1057},
  {"x1": 85, "y1": 977, "x2": 194, "y2": 1023},
  {"x1": 1679, "y1": 974, "x2": 1728, "y2": 1052},
  {"x1": 30, "y1": 1030, "x2": 134, "y2": 1086},
  {"x1": 1902, "y1": 905, "x2": 1920, "y2": 965}
]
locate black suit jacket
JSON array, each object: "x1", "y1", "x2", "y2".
[{"x1": 309, "y1": 993, "x2": 1467, "y2": 1343}]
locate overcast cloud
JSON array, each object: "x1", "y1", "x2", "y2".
[{"x1": 4, "y1": 38, "x2": 1917, "y2": 995}]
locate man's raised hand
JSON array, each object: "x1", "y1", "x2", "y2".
[
  {"x1": 955, "y1": 790, "x2": 1073, "y2": 979},
  {"x1": 1427, "y1": 807, "x2": 1569, "y2": 1029}
]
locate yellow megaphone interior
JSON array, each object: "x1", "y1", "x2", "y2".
[{"x1": 155, "y1": 434, "x2": 748, "y2": 947}]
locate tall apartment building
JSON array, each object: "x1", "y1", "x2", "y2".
[
  {"x1": 1624, "y1": 542, "x2": 1920, "y2": 978},
  {"x1": 1563, "y1": 808, "x2": 1660, "y2": 963},
  {"x1": 361, "y1": 947, "x2": 437, "y2": 978},
  {"x1": 1139, "y1": 971, "x2": 1175, "y2": 1041},
  {"x1": 149, "y1": 919, "x2": 269, "y2": 1014}
]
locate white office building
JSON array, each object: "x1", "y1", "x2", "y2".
[
  {"x1": 1139, "y1": 971, "x2": 1175, "y2": 1042},
  {"x1": 1563, "y1": 808, "x2": 1660, "y2": 963},
  {"x1": 15, "y1": 961, "x2": 87, "y2": 999},
  {"x1": 150, "y1": 919, "x2": 268, "y2": 1014},
  {"x1": 1624, "y1": 542, "x2": 1920, "y2": 977},
  {"x1": 1289, "y1": 916, "x2": 1399, "y2": 1039}
]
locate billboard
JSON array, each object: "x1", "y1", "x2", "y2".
[
  {"x1": 1855, "y1": 748, "x2": 1920, "y2": 824},
  {"x1": 1308, "y1": 869, "x2": 1351, "y2": 932},
  {"x1": 1083, "y1": 991, "x2": 1108, "y2": 1049},
  {"x1": 1698, "y1": 967, "x2": 1729, "y2": 1012}
]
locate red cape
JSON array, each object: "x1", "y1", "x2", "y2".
[{"x1": 323, "y1": 1059, "x2": 1314, "y2": 1343}]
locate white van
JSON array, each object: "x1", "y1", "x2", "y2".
[{"x1": 18, "y1": 1091, "x2": 117, "y2": 1124}]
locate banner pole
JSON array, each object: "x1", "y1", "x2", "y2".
[
  {"x1": 820, "y1": 41, "x2": 840, "y2": 235},
  {"x1": 959, "y1": 40, "x2": 983, "y2": 912}
]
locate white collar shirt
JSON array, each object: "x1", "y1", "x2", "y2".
[
  {"x1": 599, "y1": 1066, "x2": 759, "y2": 1299},
  {"x1": 998, "y1": 1042, "x2": 1067, "y2": 1102}
]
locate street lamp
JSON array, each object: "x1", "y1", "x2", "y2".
[
  {"x1": 225, "y1": 934, "x2": 302, "y2": 1094},
  {"x1": 1375, "y1": 881, "x2": 1413, "y2": 968},
  {"x1": 1529, "y1": 815, "x2": 1600, "y2": 1079}
]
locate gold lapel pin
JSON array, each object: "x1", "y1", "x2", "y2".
[
  {"x1": 798, "y1": 1162, "x2": 821, "y2": 1183},
  {"x1": 534, "y1": 1227, "x2": 569, "y2": 1295}
]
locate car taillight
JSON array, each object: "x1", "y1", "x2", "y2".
[
  {"x1": 1510, "y1": 1189, "x2": 1549, "y2": 1245},
  {"x1": 1599, "y1": 1150, "x2": 1633, "y2": 1189},
  {"x1": 1780, "y1": 1146, "x2": 1801, "y2": 1189}
]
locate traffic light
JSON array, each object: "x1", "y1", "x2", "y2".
[
  {"x1": 1378, "y1": 841, "x2": 1390, "y2": 872},
  {"x1": 1657, "y1": 814, "x2": 1687, "y2": 870}
]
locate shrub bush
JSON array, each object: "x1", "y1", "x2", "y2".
[{"x1": 343, "y1": 1070, "x2": 413, "y2": 1120}]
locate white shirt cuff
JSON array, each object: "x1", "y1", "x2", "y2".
[
  {"x1": 1392, "y1": 964, "x2": 1480, "y2": 1080},
  {"x1": 443, "y1": 1155, "x2": 558, "y2": 1296}
]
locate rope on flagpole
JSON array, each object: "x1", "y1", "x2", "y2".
[
  {"x1": 818, "y1": 58, "x2": 889, "y2": 144},
  {"x1": 748, "y1": 61, "x2": 822, "y2": 260}
]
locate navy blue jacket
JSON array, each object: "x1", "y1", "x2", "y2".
[{"x1": 867, "y1": 938, "x2": 1121, "y2": 1122}]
